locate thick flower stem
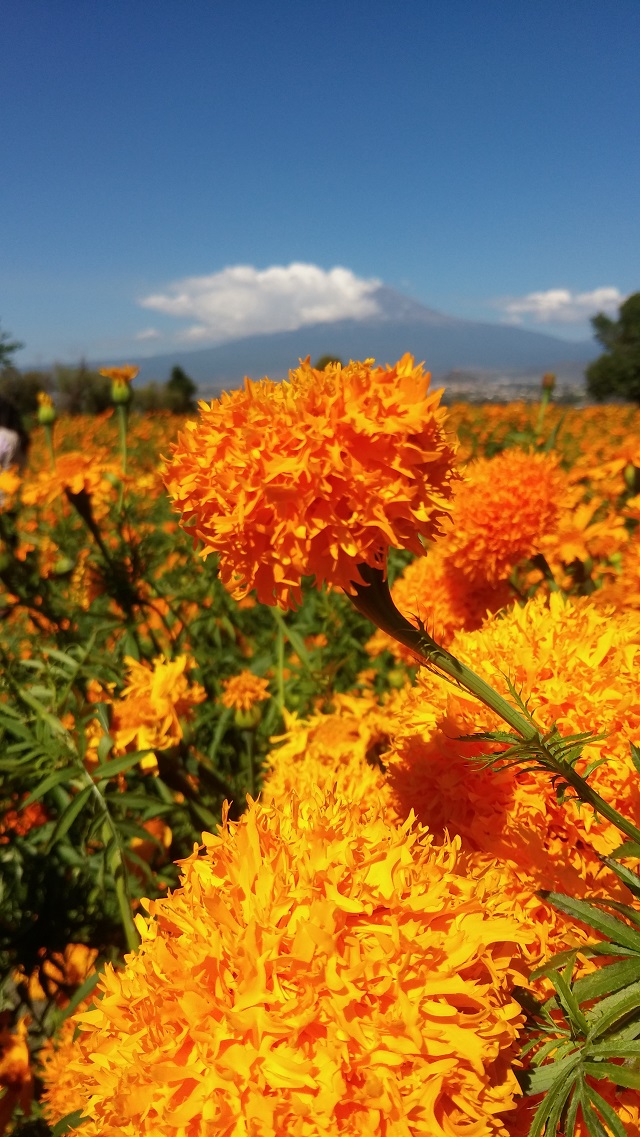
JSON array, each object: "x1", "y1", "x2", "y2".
[
  {"x1": 348, "y1": 563, "x2": 640, "y2": 847},
  {"x1": 349, "y1": 564, "x2": 537, "y2": 740}
]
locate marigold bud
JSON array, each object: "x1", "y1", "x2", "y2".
[{"x1": 37, "y1": 391, "x2": 56, "y2": 425}]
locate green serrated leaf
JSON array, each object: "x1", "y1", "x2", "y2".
[
  {"x1": 580, "y1": 1091, "x2": 610, "y2": 1137},
  {"x1": 582, "y1": 1059, "x2": 640, "y2": 1090},
  {"x1": 574, "y1": 958, "x2": 640, "y2": 1003},
  {"x1": 583, "y1": 1085, "x2": 629, "y2": 1137},
  {"x1": 94, "y1": 702, "x2": 111, "y2": 733},
  {"x1": 21, "y1": 766, "x2": 75, "y2": 806},
  {"x1": 96, "y1": 733, "x2": 114, "y2": 763},
  {"x1": 601, "y1": 856, "x2": 640, "y2": 900},
  {"x1": 548, "y1": 969, "x2": 590, "y2": 1034},
  {"x1": 519, "y1": 1049, "x2": 581, "y2": 1096},
  {"x1": 531, "y1": 947, "x2": 582, "y2": 981},
  {"x1": 51, "y1": 1109, "x2": 89, "y2": 1136},
  {"x1": 630, "y1": 743, "x2": 640, "y2": 776},
  {"x1": 610, "y1": 841, "x2": 640, "y2": 860},
  {"x1": 92, "y1": 750, "x2": 154, "y2": 781},
  {"x1": 541, "y1": 891, "x2": 640, "y2": 953},
  {"x1": 564, "y1": 1078, "x2": 581, "y2": 1137},
  {"x1": 46, "y1": 784, "x2": 94, "y2": 850},
  {"x1": 188, "y1": 798, "x2": 220, "y2": 831},
  {"x1": 526, "y1": 1064, "x2": 580, "y2": 1137},
  {"x1": 52, "y1": 963, "x2": 104, "y2": 1027},
  {"x1": 587, "y1": 978, "x2": 640, "y2": 1039},
  {"x1": 588, "y1": 1040, "x2": 640, "y2": 1060}
]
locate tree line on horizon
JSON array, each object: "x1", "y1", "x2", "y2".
[{"x1": 0, "y1": 347, "x2": 198, "y2": 417}]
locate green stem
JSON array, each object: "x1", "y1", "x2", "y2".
[
  {"x1": 272, "y1": 609, "x2": 286, "y2": 717},
  {"x1": 117, "y1": 404, "x2": 128, "y2": 478},
  {"x1": 44, "y1": 423, "x2": 56, "y2": 471},
  {"x1": 544, "y1": 755, "x2": 640, "y2": 847},
  {"x1": 535, "y1": 389, "x2": 551, "y2": 435},
  {"x1": 349, "y1": 564, "x2": 536, "y2": 740}
]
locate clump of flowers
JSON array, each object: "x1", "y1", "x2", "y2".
[
  {"x1": 42, "y1": 792, "x2": 528, "y2": 1137},
  {"x1": 383, "y1": 593, "x2": 640, "y2": 953},
  {"x1": 164, "y1": 355, "x2": 458, "y2": 608}
]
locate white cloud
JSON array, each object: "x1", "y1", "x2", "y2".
[
  {"x1": 139, "y1": 263, "x2": 382, "y2": 343},
  {"x1": 497, "y1": 286, "x2": 625, "y2": 325},
  {"x1": 135, "y1": 327, "x2": 162, "y2": 341}
]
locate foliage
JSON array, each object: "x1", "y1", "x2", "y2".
[
  {"x1": 164, "y1": 365, "x2": 196, "y2": 412},
  {"x1": 313, "y1": 353, "x2": 343, "y2": 370},
  {"x1": 0, "y1": 371, "x2": 52, "y2": 418},
  {"x1": 0, "y1": 323, "x2": 24, "y2": 372},
  {"x1": 53, "y1": 364, "x2": 112, "y2": 416},
  {"x1": 517, "y1": 862, "x2": 640, "y2": 1137},
  {"x1": 587, "y1": 293, "x2": 640, "y2": 404}
]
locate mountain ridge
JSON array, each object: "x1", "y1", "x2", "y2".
[{"x1": 89, "y1": 285, "x2": 598, "y2": 391}]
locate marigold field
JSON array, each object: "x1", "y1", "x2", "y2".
[{"x1": 1, "y1": 359, "x2": 640, "y2": 1137}]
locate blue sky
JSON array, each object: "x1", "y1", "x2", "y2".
[{"x1": 2, "y1": 0, "x2": 639, "y2": 366}]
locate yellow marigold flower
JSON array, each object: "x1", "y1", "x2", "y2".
[
  {"x1": 447, "y1": 449, "x2": 570, "y2": 584},
  {"x1": 42, "y1": 793, "x2": 528, "y2": 1137},
  {"x1": 220, "y1": 669, "x2": 270, "y2": 713},
  {"x1": 164, "y1": 354, "x2": 458, "y2": 608},
  {"x1": 107, "y1": 655, "x2": 206, "y2": 766},
  {"x1": 263, "y1": 692, "x2": 400, "y2": 815}
]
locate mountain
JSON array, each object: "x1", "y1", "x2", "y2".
[{"x1": 104, "y1": 286, "x2": 598, "y2": 395}]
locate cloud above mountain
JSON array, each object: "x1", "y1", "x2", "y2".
[
  {"x1": 139, "y1": 263, "x2": 382, "y2": 344},
  {"x1": 497, "y1": 286, "x2": 625, "y2": 324}
]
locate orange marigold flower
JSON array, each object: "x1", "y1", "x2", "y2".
[
  {"x1": 20, "y1": 449, "x2": 120, "y2": 517},
  {"x1": 42, "y1": 793, "x2": 528, "y2": 1137},
  {"x1": 98, "y1": 365, "x2": 140, "y2": 385},
  {"x1": 220, "y1": 669, "x2": 270, "y2": 713},
  {"x1": 447, "y1": 449, "x2": 571, "y2": 585},
  {"x1": 164, "y1": 354, "x2": 458, "y2": 608}
]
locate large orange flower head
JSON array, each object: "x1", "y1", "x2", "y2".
[
  {"x1": 41, "y1": 792, "x2": 527, "y2": 1137},
  {"x1": 164, "y1": 355, "x2": 458, "y2": 608}
]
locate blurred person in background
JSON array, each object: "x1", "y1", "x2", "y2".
[{"x1": 0, "y1": 396, "x2": 30, "y2": 471}]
